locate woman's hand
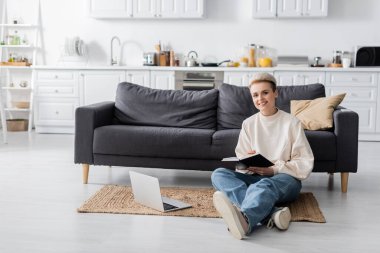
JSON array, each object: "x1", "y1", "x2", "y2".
[
  {"x1": 246, "y1": 150, "x2": 274, "y2": 176},
  {"x1": 247, "y1": 166, "x2": 274, "y2": 176}
]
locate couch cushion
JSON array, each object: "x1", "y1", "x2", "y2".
[
  {"x1": 93, "y1": 125, "x2": 216, "y2": 160},
  {"x1": 277, "y1": 83, "x2": 326, "y2": 113},
  {"x1": 217, "y1": 83, "x2": 326, "y2": 130},
  {"x1": 217, "y1": 83, "x2": 258, "y2": 130},
  {"x1": 211, "y1": 129, "x2": 240, "y2": 158},
  {"x1": 305, "y1": 130, "x2": 336, "y2": 160},
  {"x1": 291, "y1": 93, "x2": 346, "y2": 130},
  {"x1": 115, "y1": 82, "x2": 219, "y2": 129}
]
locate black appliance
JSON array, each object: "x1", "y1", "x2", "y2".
[{"x1": 355, "y1": 46, "x2": 380, "y2": 67}]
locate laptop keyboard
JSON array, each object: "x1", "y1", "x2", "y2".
[{"x1": 163, "y1": 202, "x2": 177, "y2": 211}]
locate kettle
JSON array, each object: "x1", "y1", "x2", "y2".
[{"x1": 185, "y1": 51, "x2": 199, "y2": 67}]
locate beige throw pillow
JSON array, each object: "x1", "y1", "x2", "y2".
[{"x1": 291, "y1": 93, "x2": 346, "y2": 130}]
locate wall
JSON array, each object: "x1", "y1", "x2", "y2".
[{"x1": 2, "y1": 0, "x2": 380, "y2": 66}]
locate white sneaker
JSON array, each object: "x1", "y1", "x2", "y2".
[
  {"x1": 267, "y1": 207, "x2": 291, "y2": 230},
  {"x1": 213, "y1": 191, "x2": 249, "y2": 240}
]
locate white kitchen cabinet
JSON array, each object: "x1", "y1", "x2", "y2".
[
  {"x1": 150, "y1": 70, "x2": 175, "y2": 89},
  {"x1": 34, "y1": 98, "x2": 79, "y2": 133},
  {"x1": 133, "y1": 0, "x2": 156, "y2": 18},
  {"x1": 157, "y1": 0, "x2": 179, "y2": 18},
  {"x1": 224, "y1": 72, "x2": 252, "y2": 87},
  {"x1": 88, "y1": 0, "x2": 203, "y2": 18},
  {"x1": 252, "y1": 0, "x2": 277, "y2": 18},
  {"x1": 87, "y1": 0, "x2": 133, "y2": 18},
  {"x1": 278, "y1": 0, "x2": 328, "y2": 17},
  {"x1": 326, "y1": 71, "x2": 378, "y2": 135},
  {"x1": 133, "y1": 0, "x2": 203, "y2": 18},
  {"x1": 180, "y1": 0, "x2": 204, "y2": 18},
  {"x1": 253, "y1": 0, "x2": 328, "y2": 18},
  {"x1": 277, "y1": 0, "x2": 303, "y2": 17},
  {"x1": 224, "y1": 71, "x2": 275, "y2": 87},
  {"x1": 303, "y1": 0, "x2": 328, "y2": 17},
  {"x1": 33, "y1": 70, "x2": 80, "y2": 133},
  {"x1": 126, "y1": 70, "x2": 150, "y2": 87},
  {"x1": 79, "y1": 71, "x2": 126, "y2": 105},
  {"x1": 275, "y1": 71, "x2": 325, "y2": 86}
]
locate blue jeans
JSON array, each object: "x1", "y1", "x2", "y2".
[{"x1": 211, "y1": 168, "x2": 301, "y2": 233}]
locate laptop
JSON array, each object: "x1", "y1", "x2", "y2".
[{"x1": 129, "y1": 171, "x2": 192, "y2": 212}]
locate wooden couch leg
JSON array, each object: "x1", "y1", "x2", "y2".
[
  {"x1": 341, "y1": 172, "x2": 349, "y2": 193},
  {"x1": 83, "y1": 164, "x2": 90, "y2": 184}
]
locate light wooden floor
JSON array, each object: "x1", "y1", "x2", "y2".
[{"x1": 0, "y1": 132, "x2": 380, "y2": 253}]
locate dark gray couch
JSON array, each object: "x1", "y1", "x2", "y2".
[{"x1": 75, "y1": 82, "x2": 359, "y2": 192}]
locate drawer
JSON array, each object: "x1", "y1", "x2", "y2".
[
  {"x1": 36, "y1": 83, "x2": 78, "y2": 97},
  {"x1": 326, "y1": 72, "x2": 377, "y2": 86},
  {"x1": 274, "y1": 71, "x2": 325, "y2": 86},
  {"x1": 36, "y1": 71, "x2": 77, "y2": 81},
  {"x1": 34, "y1": 98, "x2": 79, "y2": 125},
  {"x1": 326, "y1": 87, "x2": 377, "y2": 102}
]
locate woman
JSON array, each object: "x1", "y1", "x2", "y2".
[{"x1": 211, "y1": 72, "x2": 314, "y2": 240}]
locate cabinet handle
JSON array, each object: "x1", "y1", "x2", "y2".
[
  {"x1": 352, "y1": 77, "x2": 358, "y2": 81},
  {"x1": 54, "y1": 75, "x2": 58, "y2": 79},
  {"x1": 55, "y1": 89, "x2": 59, "y2": 93},
  {"x1": 55, "y1": 111, "x2": 59, "y2": 114}
]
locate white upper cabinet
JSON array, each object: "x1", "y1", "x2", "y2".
[
  {"x1": 252, "y1": 0, "x2": 277, "y2": 18},
  {"x1": 277, "y1": 0, "x2": 303, "y2": 17},
  {"x1": 303, "y1": 0, "x2": 328, "y2": 17},
  {"x1": 87, "y1": 0, "x2": 133, "y2": 18},
  {"x1": 180, "y1": 0, "x2": 204, "y2": 18},
  {"x1": 88, "y1": 0, "x2": 204, "y2": 18},
  {"x1": 157, "y1": 0, "x2": 180, "y2": 18},
  {"x1": 133, "y1": 0, "x2": 157, "y2": 18},
  {"x1": 253, "y1": 0, "x2": 328, "y2": 18}
]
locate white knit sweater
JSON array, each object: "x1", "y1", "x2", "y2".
[{"x1": 235, "y1": 109, "x2": 314, "y2": 180}]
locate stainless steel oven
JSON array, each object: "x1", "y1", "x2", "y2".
[{"x1": 175, "y1": 71, "x2": 223, "y2": 90}]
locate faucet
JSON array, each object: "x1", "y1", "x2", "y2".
[{"x1": 110, "y1": 36, "x2": 121, "y2": 66}]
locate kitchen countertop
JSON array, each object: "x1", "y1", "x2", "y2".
[{"x1": 32, "y1": 65, "x2": 380, "y2": 72}]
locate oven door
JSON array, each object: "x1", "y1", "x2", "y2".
[
  {"x1": 175, "y1": 71, "x2": 223, "y2": 90},
  {"x1": 182, "y1": 81, "x2": 215, "y2": 91}
]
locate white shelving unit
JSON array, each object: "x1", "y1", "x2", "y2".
[{"x1": 0, "y1": 0, "x2": 42, "y2": 143}]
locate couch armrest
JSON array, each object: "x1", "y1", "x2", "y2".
[
  {"x1": 333, "y1": 107, "x2": 359, "y2": 173},
  {"x1": 74, "y1": 102, "x2": 115, "y2": 164}
]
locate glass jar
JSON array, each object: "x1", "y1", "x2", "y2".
[
  {"x1": 257, "y1": 46, "x2": 272, "y2": 67},
  {"x1": 332, "y1": 50, "x2": 342, "y2": 64},
  {"x1": 342, "y1": 51, "x2": 352, "y2": 68},
  {"x1": 248, "y1": 44, "x2": 256, "y2": 67},
  {"x1": 6, "y1": 34, "x2": 13, "y2": 45},
  {"x1": 12, "y1": 31, "x2": 21, "y2": 45}
]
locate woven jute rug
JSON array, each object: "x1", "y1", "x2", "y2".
[{"x1": 77, "y1": 185, "x2": 326, "y2": 223}]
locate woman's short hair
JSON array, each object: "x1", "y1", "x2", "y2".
[{"x1": 248, "y1": 72, "x2": 277, "y2": 91}]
